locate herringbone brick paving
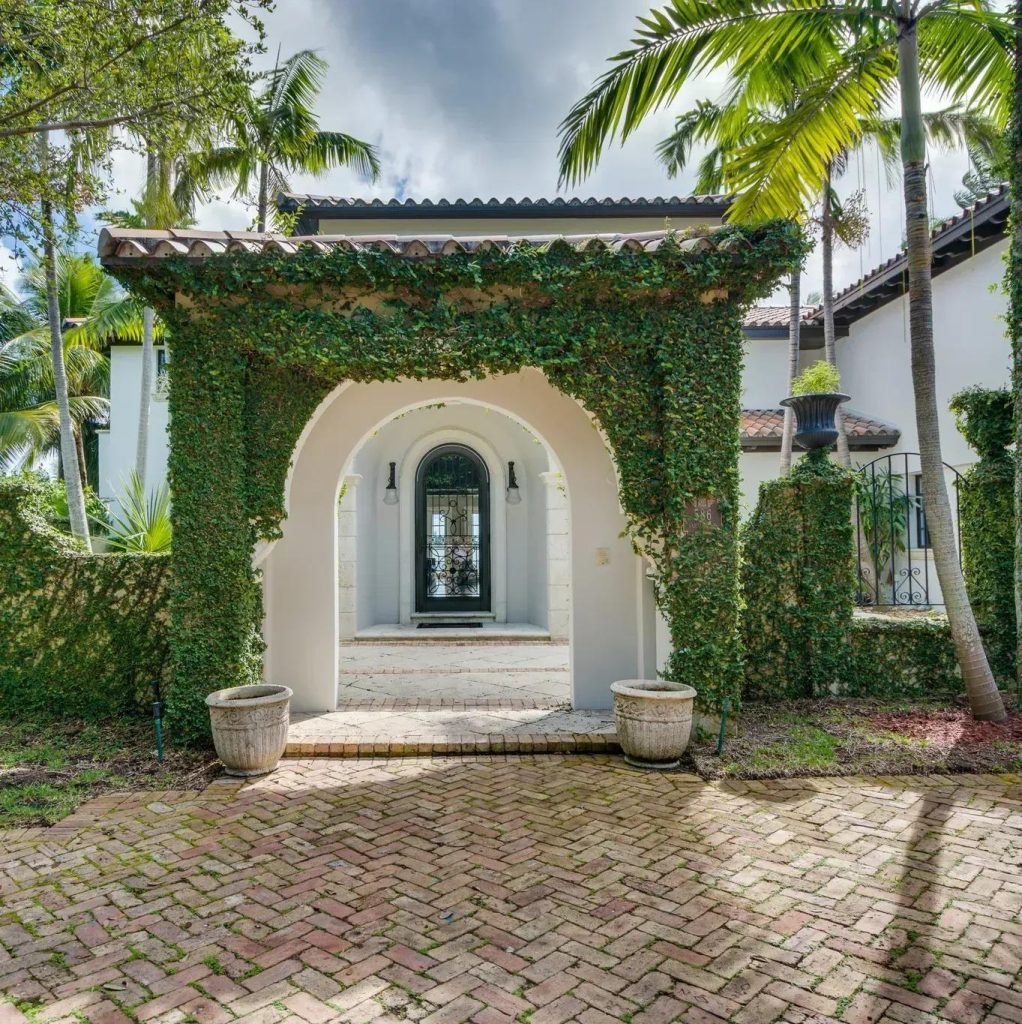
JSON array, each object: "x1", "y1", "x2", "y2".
[{"x1": 1, "y1": 757, "x2": 1021, "y2": 1024}]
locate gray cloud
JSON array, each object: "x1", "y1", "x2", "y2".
[{"x1": 104, "y1": 0, "x2": 987, "y2": 300}]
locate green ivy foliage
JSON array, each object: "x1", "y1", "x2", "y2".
[
  {"x1": 951, "y1": 386, "x2": 1016, "y2": 679},
  {"x1": 844, "y1": 614, "x2": 962, "y2": 699},
  {"x1": 108, "y1": 223, "x2": 808, "y2": 743},
  {"x1": 741, "y1": 450, "x2": 856, "y2": 700},
  {"x1": 0, "y1": 478, "x2": 170, "y2": 718}
]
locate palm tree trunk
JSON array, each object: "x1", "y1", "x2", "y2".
[
  {"x1": 898, "y1": 17, "x2": 1004, "y2": 720},
  {"x1": 1010, "y1": 0, "x2": 1022, "y2": 686},
  {"x1": 257, "y1": 159, "x2": 269, "y2": 232},
  {"x1": 136, "y1": 151, "x2": 157, "y2": 484},
  {"x1": 821, "y1": 168, "x2": 851, "y2": 468},
  {"x1": 74, "y1": 426, "x2": 88, "y2": 489},
  {"x1": 779, "y1": 271, "x2": 800, "y2": 475},
  {"x1": 39, "y1": 134, "x2": 91, "y2": 551}
]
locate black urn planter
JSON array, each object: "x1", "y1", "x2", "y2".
[{"x1": 780, "y1": 392, "x2": 850, "y2": 450}]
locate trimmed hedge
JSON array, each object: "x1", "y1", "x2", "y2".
[
  {"x1": 845, "y1": 614, "x2": 961, "y2": 700},
  {"x1": 742, "y1": 450, "x2": 856, "y2": 700},
  {"x1": 950, "y1": 386, "x2": 1016, "y2": 680},
  {"x1": 0, "y1": 479, "x2": 170, "y2": 718}
]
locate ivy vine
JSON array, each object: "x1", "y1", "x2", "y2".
[{"x1": 109, "y1": 223, "x2": 808, "y2": 743}]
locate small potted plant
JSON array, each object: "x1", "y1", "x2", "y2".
[
  {"x1": 780, "y1": 361, "x2": 849, "y2": 451},
  {"x1": 610, "y1": 679, "x2": 697, "y2": 769},
  {"x1": 206, "y1": 684, "x2": 293, "y2": 776}
]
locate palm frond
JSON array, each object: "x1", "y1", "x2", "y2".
[
  {"x1": 265, "y1": 49, "x2": 328, "y2": 119},
  {"x1": 104, "y1": 470, "x2": 172, "y2": 553},
  {"x1": 292, "y1": 131, "x2": 381, "y2": 181},
  {"x1": 557, "y1": 0, "x2": 885, "y2": 186},
  {"x1": 724, "y1": 46, "x2": 897, "y2": 222}
]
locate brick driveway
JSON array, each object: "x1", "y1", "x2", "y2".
[{"x1": 2, "y1": 759, "x2": 1021, "y2": 1024}]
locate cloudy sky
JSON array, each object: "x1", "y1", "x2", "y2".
[{"x1": 2, "y1": 0, "x2": 984, "y2": 301}]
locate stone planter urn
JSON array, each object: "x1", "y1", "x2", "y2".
[
  {"x1": 610, "y1": 680, "x2": 697, "y2": 769},
  {"x1": 780, "y1": 392, "x2": 850, "y2": 451},
  {"x1": 206, "y1": 684, "x2": 293, "y2": 777}
]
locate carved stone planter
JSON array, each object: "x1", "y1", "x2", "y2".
[
  {"x1": 206, "y1": 684, "x2": 293, "y2": 777},
  {"x1": 610, "y1": 680, "x2": 696, "y2": 769}
]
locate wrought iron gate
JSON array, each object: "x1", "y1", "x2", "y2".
[
  {"x1": 415, "y1": 444, "x2": 490, "y2": 613},
  {"x1": 854, "y1": 452, "x2": 962, "y2": 608}
]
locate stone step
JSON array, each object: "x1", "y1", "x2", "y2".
[{"x1": 286, "y1": 705, "x2": 617, "y2": 759}]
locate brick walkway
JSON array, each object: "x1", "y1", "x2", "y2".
[{"x1": 2, "y1": 759, "x2": 1021, "y2": 1024}]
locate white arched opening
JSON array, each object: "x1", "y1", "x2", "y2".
[{"x1": 261, "y1": 369, "x2": 658, "y2": 713}]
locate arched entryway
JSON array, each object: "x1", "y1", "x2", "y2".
[
  {"x1": 261, "y1": 370, "x2": 662, "y2": 713},
  {"x1": 415, "y1": 444, "x2": 490, "y2": 614}
]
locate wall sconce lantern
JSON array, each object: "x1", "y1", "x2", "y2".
[
  {"x1": 383, "y1": 461, "x2": 399, "y2": 505},
  {"x1": 506, "y1": 461, "x2": 522, "y2": 505}
]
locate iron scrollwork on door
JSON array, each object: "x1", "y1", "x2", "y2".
[{"x1": 415, "y1": 445, "x2": 491, "y2": 612}]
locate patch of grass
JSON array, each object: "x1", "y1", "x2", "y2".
[
  {"x1": 740, "y1": 727, "x2": 839, "y2": 775},
  {"x1": 202, "y1": 955, "x2": 225, "y2": 976},
  {"x1": 0, "y1": 718, "x2": 219, "y2": 829}
]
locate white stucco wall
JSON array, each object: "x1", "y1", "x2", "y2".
[
  {"x1": 317, "y1": 214, "x2": 720, "y2": 237},
  {"x1": 98, "y1": 345, "x2": 169, "y2": 506},
  {"x1": 837, "y1": 240, "x2": 1010, "y2": 471},
  {"x1": 346, "y1": 403, "x2": 555, "y2": 630}
]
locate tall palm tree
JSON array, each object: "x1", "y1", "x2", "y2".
[
  {"x1": 195, "y1": 49, "x2": 381, "y2": 232},
  {"x1": 0, "y1": 253, "x2": 143, "y2": 475},
  {"x1": 558, "y1": 0, "x2": 1012, "y2": 721},
  {"x1": 1010, "y1": 0, "x2": 1022, "y2": 685}
]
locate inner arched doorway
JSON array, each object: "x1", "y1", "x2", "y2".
[
  {"x1": 261, "y1": 370, "x2": 662, "y2": 713},
  {"x1": 415, "y1": 444, "x2": 491, "y2": 614}
]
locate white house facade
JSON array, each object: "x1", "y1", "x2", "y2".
[{"x1": 96, "y1": 189, "x2": 1011, "y2": 706}]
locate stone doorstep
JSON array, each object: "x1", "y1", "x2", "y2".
[{"x1": 284, "y1": 732, "x2": 621, "y2": 757}]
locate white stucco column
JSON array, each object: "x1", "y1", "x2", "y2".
[
  {"x1": 540, "y1": 470, "x2": 570, "y2": 640},
  {"x1": 337, "y1": 474, "x2": 361, "y2": 640}
]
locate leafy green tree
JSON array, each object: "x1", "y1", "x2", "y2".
[
  {"x1": 195, "y1": 49, "x2": 382, "y2": 232},
  {"x1": 0, "y1": 253, "x2": 143, "y2": 474},
  {"x1": 558, "y1": 0, "x2": 1011, "y2": 721},
  {"x1": 0, "y1": 1, "x2": 266, "y2": 548}
]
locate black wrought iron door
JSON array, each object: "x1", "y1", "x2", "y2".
[{"x1": 415, "y1": 445, "x2": 490, "y2": 612}]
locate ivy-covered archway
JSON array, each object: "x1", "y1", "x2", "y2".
[{"x1": 100, "y1": 223, "x2": 806, "y2": 742}]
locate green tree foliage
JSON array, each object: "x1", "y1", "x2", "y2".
[
  {"x1": 193, "y1": 49, "x2": 381, "y2": 232},
  {"x1": 0, "y1": 254, "x2": 142, "y2": 473},
  {"x1": 558, "y1": 0, "x2": 1011, "y2": 722}
]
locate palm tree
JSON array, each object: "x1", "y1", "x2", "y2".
[
  {"x1": 558, "y1": 0, "x2": 1011, "y2": 721},
  {"x1": 1010, "y1": 0, "x2": 1022, "y2": 685},
  {"x1": 106, "y1": 147, "x2": 203, "y2": 487},
  {"x1": 195, "y1": 49, "x2": 381, "y2": 232},
  {"x1": 0, "y1": 253, "x2": 143, "y2": 475}
]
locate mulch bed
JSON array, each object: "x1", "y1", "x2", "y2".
[{"x1": 688, "y1": 696, "x2": 1022, "y2": 781}]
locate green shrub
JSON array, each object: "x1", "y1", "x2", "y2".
[
  {"x1": 950, "y1": 385, "x2": 1015, "y2": 679},
  {"x1": 742, "y1": 451, "x2": 856, "y2": 699},
  {"x1": 0, "y1": 478, "x2": 170, "y2": 719},
  {"x1": 791, "y1": 360, "x2": 841, "y2": 396}
]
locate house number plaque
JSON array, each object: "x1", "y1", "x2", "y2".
[{"x1": 683, "y1": 496, "x2": 721, "y2": 533}]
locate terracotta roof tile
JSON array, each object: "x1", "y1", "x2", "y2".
[
  {"x1": 98, "y1": 226, "x2": 737, "y2": 262},
  {"x1": 740, "y1": 408, "x2": 899, "y2": 450},
  {"x1": 276, "y1": 192, "x2": 729, "y2": 213}
]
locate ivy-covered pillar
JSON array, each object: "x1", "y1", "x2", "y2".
[
  {"x1": 741, "y1": 451, "x2": 855, "y2": 699},
  {"x1": 951, "y1": 386, "x2": 1016, "y2": 680},
  {"x1": 166, "y1": 305, "x2": 262, "y2": 744},
  {"x1": 657, "y1": 300, "x2": 745, "y2": 713}
]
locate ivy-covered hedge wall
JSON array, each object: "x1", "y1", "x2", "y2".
[
  {"x1": 844, "y1": 614, "x2": 961, "y2": 699},
  {"x1": 0, "y1": 479, "x2": 170, "y2": 718},
  {"x1": 950, "y1": 386, "x2": 1016, "y2": 680},
  {"x1": 742, "y1": 450, "x2": 857, "y2": 700},
  {"x1": 109, "y1": 223, "x2": 808, "y2": 743}
]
